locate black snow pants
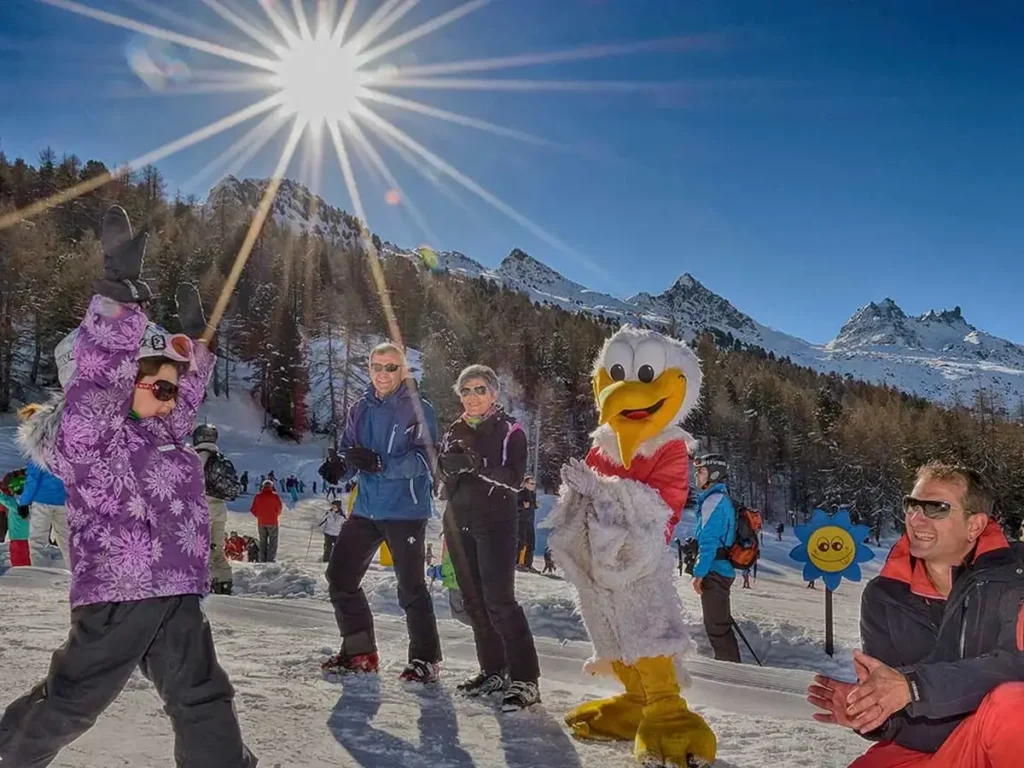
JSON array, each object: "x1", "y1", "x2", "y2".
[
  {"x1": 443, "y1": 510, "x2": 541, "y2": 683},
  {"x1": 0, "y1": 595, "x2": 257, "y2": 768},
  {"x1": 326, "y1": 515, "x2": 441, "y2": 663},
  {"x1": 700, "y1": 572, "x2": 742, "y2": 663}
]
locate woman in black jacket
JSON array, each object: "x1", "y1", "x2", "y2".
[{"x1": 437, "y1": 365, "x2": 541, "y2": 711}]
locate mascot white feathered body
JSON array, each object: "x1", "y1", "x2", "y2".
[{"x1": 546, "y1": 325, "x2": 716, "y2": 768}]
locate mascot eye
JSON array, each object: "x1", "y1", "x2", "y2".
[
  {"x1": 602, "y1": 340, "x2": 633, "y2": 383},
  {"x1": 831, "y1": 539, "x2": 844, "y2": 551},
  {"x1": 817, "y1": 540, "x2": 830, "y2": 552},
  {"x1": 632, "y1": 339, "x2": 667, "y2": 384}
]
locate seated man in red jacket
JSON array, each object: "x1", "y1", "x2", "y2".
[{"x1": 809, "y1": 462, "x2": 1024, "y2": 767}]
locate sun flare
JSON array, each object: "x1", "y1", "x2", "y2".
[{"x1": 272, "y1": 31, "x2": 364, "y2": 127}]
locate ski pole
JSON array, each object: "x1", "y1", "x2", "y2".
[
  {"x1": 305, "y1": 528, "x2": 315, "y2": 561},
  {"x1": 732, "y1": 620, "x2": 763, "y2": 667}
]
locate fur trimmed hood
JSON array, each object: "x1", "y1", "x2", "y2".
[{"x1": 16, "y1": 393, "x2": 66, "y2": 473}]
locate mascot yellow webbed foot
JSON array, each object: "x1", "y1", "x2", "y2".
[
  {"x1": 565, "y1": 661, "x2": 645, "y2": 741},
  {"x1": 633, "y1": 656, "x2": 716, "y2": 768}
]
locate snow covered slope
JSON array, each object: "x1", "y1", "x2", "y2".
[{"x1": 207, "y1": 176, "x2": 1024, "y2": 405}]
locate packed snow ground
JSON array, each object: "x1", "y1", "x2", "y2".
[{"x1": 0, "y1": 396, "x2": 877, "y2": 766}]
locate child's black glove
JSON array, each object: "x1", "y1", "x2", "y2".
[{"x1": 95, "y1": 205, "x2": 153, "y2": 304}]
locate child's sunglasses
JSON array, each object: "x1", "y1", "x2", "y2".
[{"x1": 136, "y1": 379, "x2": 180, "y2": 402}]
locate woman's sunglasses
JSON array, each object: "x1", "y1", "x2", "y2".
[
  {"x1": 459, "y1": 385, "x2": 489, "y2": 397},
  {"x1": 371, "y1": 363, "x2": 401, "y2": 373},
  {"x1": 136, "y1": 379, "x2": 180, "y2": 402},
  {"x1": 902, "y1": 495, "x2": 955, "y2": 520}
]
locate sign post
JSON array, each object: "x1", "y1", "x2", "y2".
[{"x1": 789, "y1": 509, "x2": 874, "y2": 657}]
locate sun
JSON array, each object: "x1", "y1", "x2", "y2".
[{"x1": 271, "y1": 32, "x2": 365, "y2": 127}]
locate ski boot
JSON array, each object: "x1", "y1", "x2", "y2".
[
  {"x1": 211, "y1": 580, "x2": 233, "y2": 596},
  {"x1": 632, "y1": 656, "x2": 716, "y2": 767},
  {"x1": 398, "y1": 659, "x2": 440, "y2": 684},
  {"x1": 566, "y1": 661, "x2": 645, "y2": 742},
  {"x1": 322, "y1": 651, "x2": 380, "y2": 677}
]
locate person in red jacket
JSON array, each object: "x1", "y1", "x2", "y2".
[{"x1": 250, "y1": 480, "x2": 284, "y2": 562}]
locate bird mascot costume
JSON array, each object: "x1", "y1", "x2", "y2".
[{"x1": 546, "y1": 325, "x2": 716, "y2": 767}]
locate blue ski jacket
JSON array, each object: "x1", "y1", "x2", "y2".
[
  {"x1": 18, "y1": 460, "x2": 67, "y2": 507},
  {"x1": 693, "y1": 482, "x2": 736, "y2": 579},
  {"x1": 340, "y1": 381, "x2": 438, "y2": 521}
]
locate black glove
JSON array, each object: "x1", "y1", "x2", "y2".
[
  {"x1": 175, "y1": 283, "x2": 210, "y2": 340},
  {"x1": 95, "y1": 205, "x2": 153, "y2": 304},
  {"x1": 439, "y1": 450, "x2": 482, "y2": 476},
  {"x1": 344, "y1": 446, "x2": 383, "y2": 474},
  {"x1": 17, "y1": 505, "x2": 30, "y2": 519}
]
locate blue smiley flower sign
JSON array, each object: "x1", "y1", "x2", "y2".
[
  {"x1": 789, "y1": 508, "x2": 875, "y2": 591},
  {"x1": 789, "y1": 508, "x2": 876, "y2": 657}
]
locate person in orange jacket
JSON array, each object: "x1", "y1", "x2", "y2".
[{"x1": 250, "y1": 480, "x2": 284, "y2": 562}]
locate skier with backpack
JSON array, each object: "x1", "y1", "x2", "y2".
[
  {"x1": 193, "y1": 424, "x2": 240, "y2": 595},
  {"x1": 692, "y1": 453, "x2": 748, "y2": 663}
]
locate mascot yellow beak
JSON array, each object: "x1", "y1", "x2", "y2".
[{"x1": 594, "y1": 368, "x2": 687, "y2": 469}]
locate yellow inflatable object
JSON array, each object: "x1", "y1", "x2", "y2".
[
  {"x1": 565, "y1": 661, "x2": 645, "y2": 742},
  {"x1": 379, "y1": 541, "x2": 393, "y2": 566},
  {"x1": 632, "y1": 656, "x2": 716, "y2": 767}
]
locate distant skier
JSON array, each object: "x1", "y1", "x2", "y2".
[
  {"x1": 285, "y1": 474, "x2": 299, "y2": 504},
  {"x1": 777, "y1": 521, "x2": 785, "y2": 541},
  {"x1": 319, "y1": 446, "x2": 345, "y2": 500},
  {"x1": 542, "y1": 548, "x2": 556, "y2": 574},
  {"x1": 318, "y1": 500, "x2": 345, "y2": 563},
  {"x1": 313, "y1": 480, "x2": 318, "y2": 495},
  {"x1": 0, "y1": 470, "x2": 30, "y2": 567},
  {"x1": 193, "y1": 424, "x2": 240, "y2": 595},
  {"x1": 240, "y1": 471, "x2": 249, "y2": 494},
  {"x1": 251, "y1": 479, "x2": 284, "y2": 562}
]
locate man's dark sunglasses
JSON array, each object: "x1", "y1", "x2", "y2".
[
  {"x1": 136, "y1": 379, "x2": 179, "y2": 402},
  {"x1": 902, "y1": 495, "x2": 954, "y2": 520},
  {"x1": 371, "y1": 363, "x2": 401, "y2": 373},
  {"x1": 459, "y1": 385, "x2": 489, "y2": 397}
]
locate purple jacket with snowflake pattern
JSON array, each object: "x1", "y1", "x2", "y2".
[{"x1": 51, "y1": 295, "x2": 215, "y2": 608}]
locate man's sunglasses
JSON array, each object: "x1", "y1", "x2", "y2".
[
  {"x1": 902, "y1": 495, "x2": 955, "y2": 520},
  {"x1": 371, "y1": 363, "x2": 401, "y2": 373},
  {"x1": 136, "y1": 379, "x2": 179, "y2": 402},
  {"x1": 459, "y1": 385, "x2": 489, "y2": 397}
]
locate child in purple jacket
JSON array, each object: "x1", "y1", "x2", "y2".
[{"x1": 0, "y1": 206, "x2": 256, "y2": 768}]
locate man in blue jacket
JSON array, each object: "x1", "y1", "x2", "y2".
[
  {"x1": 692, "y1": 454, "x2": 741, "y2": 663},
  {"x1": 322, "y1": 342, "x2": 442, "y2": 684}
]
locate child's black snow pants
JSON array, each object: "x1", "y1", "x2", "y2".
[{"x1": 0, "y1": 595, "x2": 257, "y2": 768}]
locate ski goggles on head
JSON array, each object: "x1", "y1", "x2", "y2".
[
  {"x1": 135, "y1": 379, "x2": 180, "y2": 402},
  {"x1": 371, "y1": 362, "x2": 401, "y2": 373},
  {"x1": 459, "y1": 385, "x2": 489, "y2": 397},
  {"x1": 140, "y1": 325, "x2": 193, "y2": 364},
  {"x1": 902, "y1": 495, "x2": 956, "y2": 520}
]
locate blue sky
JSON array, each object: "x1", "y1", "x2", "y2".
[{"x1": 4, "y1": 0, "x2": 1024, "y2": 344}]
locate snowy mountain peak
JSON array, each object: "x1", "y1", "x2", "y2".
[
  {"x1": 207, "y1": 176, "x2": 363, "y2": 245},
  {"x1": 632, "y1": 272, "x2": 758, "y2": 337},
  {"x1": 918, "y1": 306, "x2": 965, "y2": 326},
  {"x1": 496, "y1": 248, "x2": 575, "y2": 289},
  {"x1": 828, "y1": 298, "x2": 918, "y2": 351}
]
